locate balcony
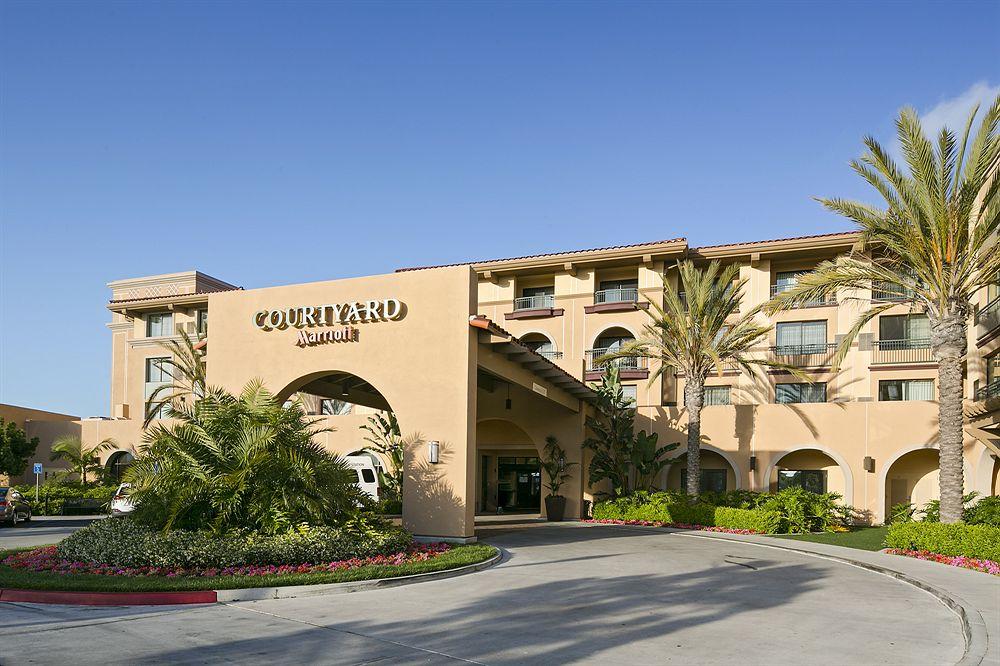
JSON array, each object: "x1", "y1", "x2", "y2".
[
  {"x1": 584, "y1": 348, "x2": 648, "y2": 380},
  {"x1": 585, "y1": 287, "x2": 648, "y2": 314},
  {"x1": 975, "y1": 379, "x2": 1000, "y2": 401},
  {"x1": 769, "y1": 284, "x2": 836, "y2": 308},
  {"x1": 769, "y1": 343, "x2": 836, "y2": 367},
  {"x1": 871, "y1": 338, "x2": 932, "y2": 365},
  {"x1": 975, "y1": 296, "x2": 1000, "y2": 341},
  {"x1": 505, "y1": 293, "x2": 563, "y2": 320},
  {"x1": 872, "y1": 282, "x2": 916, "y2": 302},
  {"x1": 535, "y1": 350, "x2": 563, "y2": 361},
  {"x1": 678, "y1": 291, "x2": 739, "y2": 313}
]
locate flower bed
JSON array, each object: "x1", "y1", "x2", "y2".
[
  {"x1": 886, "y1": 548, "x2": 1000, "y2": 576},
  {"x1": 585, "y1": 518, "x2": 765, "y2": 535},
  {"x1": 4, "y1": 542, "x2": 452, "y2": 579}
]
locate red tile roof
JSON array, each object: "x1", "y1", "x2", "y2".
[
  {"x1": 108, "y1": 287, "x2": 243, "y2": 305},
  {"x1": 690, "y1": 230, "x2": 858, "y2": 251}
]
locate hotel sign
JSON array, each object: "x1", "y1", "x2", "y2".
[{"x1": 253, "y1": 298, "x2": 404, "y2": 347}]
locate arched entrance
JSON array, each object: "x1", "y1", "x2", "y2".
[
  {"x1": 665, "y1": 448, "x2": 741, "y2": 492},
  {"x1": 882, "y1": 448, "x2": 939, "y2": 519},
  {"x1": 476, "y1": 419, "x2": 540, "y2": 514},
  {"x1": 105, "y1": 451, "x2": 135, "y2": 484},
  {"x1": 764, "y1": 446, "x2": 853, "y2": 503}
]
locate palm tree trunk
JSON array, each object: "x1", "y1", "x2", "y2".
[
  {"x1": 684, "y1": 375, "x2": 705, "y2": 501},
  {"x1": 931, "y1": 312, "x2": 967, "y2": 524}
]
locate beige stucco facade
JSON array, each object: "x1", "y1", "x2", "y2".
[{"x1": 6, "y1": 231, "x2": 1000, "y2": 535}]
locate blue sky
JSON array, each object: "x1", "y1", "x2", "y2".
[{"x1": 1, "y1": 1, "x2": 998, "y2": 416}]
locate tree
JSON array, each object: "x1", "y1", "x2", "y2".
[
  {"x1": 144, "y1": 329, "x2": 207, "y2": 426},
  {"x1": 540, "y1": 435, "x2": 577, "y2": 497},
  {"x1": 49, "y1": 436, "x2": 116, "y2": 485},
  {"x1": 0, "y1": 418, "x2": 39, "y2": 478},
  {"x1": 126, "y1": 379, "x2": 365, "y2": 534},
  {"x1": 767, "y1": 97, "x2": 1000, "y2": 523},
  {"x1": 607, "y1": 261, "x2": 793, "y2": 501},
  {"x1": 360, "y1": 412, "x2": 404, "y2": 502},
  {"x1": 583, "y1": 367, "x2": 675, "y2": 498}
]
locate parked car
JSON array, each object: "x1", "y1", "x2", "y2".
[
  {"x1": 109, "y1": 483, "x2": 135, "y2": 516},
  {"x1": 344, "y1": 456, "x2": 380, "y2": 501},
  {"x1": 0, "y1": 487, "x2": 32, "y2": 526}
]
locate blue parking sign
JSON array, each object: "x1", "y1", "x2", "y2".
[{"x1": 33, "y1": 463, "x2": 43, "y2": 474}]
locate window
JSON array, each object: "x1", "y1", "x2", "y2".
[
  {"x1": 360, "y1": 468, "x2": 376, "y2": 484},
  {"x1": 704, "y1": 386, "x2": 731, "y2": 406},
  {"x1": 524, "y1": 338, "x2": 556, "y2": 356},
  {"x1": 146, "y1": 312, "x2": 174, "y2": 337},
  {"x1": 522, "y1": 286, "x2": 554, "y2": 298},
  {"x1": 778, "y1": 470, "x2": 827, "y2": 493},
  {"x1": 775, "y1": 321, "x2": 827, "y2": 355},
  {"x1": 879, "y1": 379, "x2": 934, "y2": 401},
  {"x1": 516, "y1": 286, "x2": 554, "y2": 310},
  {"x1": 680, "y1": 469, "x2": 727, "y2": 492},
  {"x1": 773, "y1": 271, "x2": 805, "y2": 293},
  {"x1": 144, "y1": 357, "x2": 172, "y2": 419},
  {"x1": 621, "y1": 385, "x2": 637, "y2": 405},
  {"x1": 879, "y1": 314, "x2": 930, "y2": 347},
  {"x1": 196, "y1": 309, "x2": 208, "y2": 335},
  {"x1": 776, "y1": 382, "x2": 826, "y2": 403},
  {"x1": 597, "y1": 279, "x2": 638, "y2": 303},
  {"x1": 321, "y1": 399, "x2": 353, "y2": 416}
]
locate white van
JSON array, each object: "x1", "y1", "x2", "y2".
[{"x1": 344, "y1": 455, "x2": 380, "y2": 501}]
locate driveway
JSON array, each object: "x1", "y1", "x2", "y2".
[
  {"x1": 0, "y1": 516, "x2": 99, "y2": 550},
  {"x1": 0, "y1": 523, "x2": 965, "y2": 665}
]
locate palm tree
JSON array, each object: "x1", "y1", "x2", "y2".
[
  {"x1": 609, "y1": 261, "x2": 795, "y2": 501},
  {"x1": 50, "y1": 436, "x2": 116, "y2": 485},
  {"x1": 143, "y1": 329, "x2": 207, "y2": 426},
  {"x1": 126, "y1": 379, "x2": 364, "y2": 534},
  {"x1": 767, "y1": 97, "x2": 1000, "y2": 523}
]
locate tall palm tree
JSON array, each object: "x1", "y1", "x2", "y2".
[
  {"x1": 609, "y1": 261, "x2": 796, "y2": 500},
  {"x1": 143, "y1": 329, "x2": 207, "y2": 426},
  {"x1": 50, "y1": 436, "x2": 116, "y2": 485},
  {"x1": 767, "y1": 97, "x2": 999, "y2": 523}
]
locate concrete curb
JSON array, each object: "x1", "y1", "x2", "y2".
[
  {"x1": 215, "y1": 547, "x2": 504, "y2": 602},
  {"x1": 668, "y1": 530, "x2": 988, "y2": 666}
]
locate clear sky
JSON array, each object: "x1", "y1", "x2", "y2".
[{"x1": 1, "y1": 0, "x2": 998, "y2": 416}]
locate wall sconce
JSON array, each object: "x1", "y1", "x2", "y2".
[
  {"x1": 505, "y1": 383, "x2": 512, "y2": 410},
  {"x1": 749, "y1": 455, "x2": 757, "y2": 471},
  {"x1": 428, "y1": 440, "x2": 440, "y2": 464},
  {"x1": 863, "y1": 456, "x2": 875, "y2": 473}
]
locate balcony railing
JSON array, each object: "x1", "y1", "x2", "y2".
[
  {"x1": 975, "y1": 296, "x2": 1000, "y2": 337},
  {"x1": 872, "y1": 282, "x2": 916, "y2": 302},
  {"x1": 975, "y1": 379, "x2": 1000, "y2": 401},
  {"x1": 514, "y1": 294, "x2": 555, "y2": 311},
  {"x1": 594, "y1": 287, "x2": 638, "y2": 304},
  {"x1": 769, "y1": 342, "x2": 836, "y2": 367},
  {"x1": 769, "y1": 284, "x2": 836, "y2": 307},
  {"x1": 677, "y1": 291, "x2": 738, "y2": 312},
  {"x1": 586, "y1": 348, "x2": 647, "y2": 372},
  {"x1": 534, "y1": 349, "x2": 563, "y2": 360},
  {"x1": 871, "y1": 338, "x2": 932, "y2": 364}
]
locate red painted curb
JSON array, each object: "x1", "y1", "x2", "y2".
[{"x1": 0, "y1": 588, "x2": 218, "y2": 605}]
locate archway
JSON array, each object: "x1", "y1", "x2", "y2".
[
  {"x1": 973, "y1": 445, "x2": 1000, "y2": 496},
  {"x1": 518, "y1": 331, "x2": 560, "y2": 360},
  {"x1": 764, "y1": 445, "x2": 854, "y2": 504},
  {"x1": 476, "y1": 418, "x2": 540, "y2": 514},
  {"x1": 882, "y1": 448, "x2": 939, "y2": 520},
  {"x1": 105, "y1": 451, "x2": 135, "y2": 484},
  {"x1": 665, "y1": 447, "x2": 742, "y2": 492}
]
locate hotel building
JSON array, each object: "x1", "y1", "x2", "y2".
[{"x1": 4, "y1": 231, "x2": 1000, "y2": 540}]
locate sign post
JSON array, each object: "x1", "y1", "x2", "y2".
[{"x1": 33, "y1": 463, "x2": 43, "y2": 502}]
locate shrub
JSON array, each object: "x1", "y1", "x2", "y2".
[
  {"x1": 12, "y1": 482, "x2": 117, "y2": 516},
  {"x1": 592, "y1": 492, "x2": 782, "y2": 533},
  {"x1": 56, "y1": 517, "x2": 413, "y2": 568},
  {"x1": 752, "y1": 488, "x2": 843, "y2": 533},
  {"x1": 713, "y1": 506, "x2": 782, "y2": 533},
  {"x1": 885, "y1": 521, "x2": 1000, "y2": 562},
  {"x1": 965, "y1": 495, "x2": 1000, "y2": 527}
]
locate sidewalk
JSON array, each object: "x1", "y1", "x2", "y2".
[{"x1": 672, "y1": 529, "x2": 999, "y2": 666}]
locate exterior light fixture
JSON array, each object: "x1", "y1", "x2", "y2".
[
  {"x1": 505, "y1": 383, "x2": 512, "y2": 410},
  {"x1": 340, "y1": 383, "x2": 350, "y2": 397},
  {"x1": 428, "y1": 440, "x2": 440, "y2": 464},
  {"x1": 863, "y1": 456, "x2": 875, "y2": 473},
  {"x1": 749, "y1": 455, "x2": 757, "y2": 471}
]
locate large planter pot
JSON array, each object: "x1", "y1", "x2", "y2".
[{"x1": 544, "y1": 495, "x2": 567, "y2": 522}]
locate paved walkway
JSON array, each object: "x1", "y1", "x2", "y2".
[{"x1": 0, "y1": 522, "x2": 983, "y2": 665}]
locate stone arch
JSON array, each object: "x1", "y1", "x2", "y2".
[
  {"x1": 275, "y1": 369, "x2": 392, "y2": 412},
  {"x1": 877, "y1": 444, "x2": 974, "y2": 523},
  {"x1": 588, "y1": 323, "x2": 640, "y2": 351},
  {"x1": 518, "y1": 331, "x2": 559, "y2": 357},
  {"x1": 476, "y1": 418, "x2": 536, "y2": 448},
  {"x1": 763, "y1": 444, "x2": 854, "y2": 505},
  {"x1": 665, "y1": 445, "x2": 743, "y2": 491}
]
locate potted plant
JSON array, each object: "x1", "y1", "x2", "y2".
[{"x1": 540, "y1": 435, "x2": 577, "y2": 522}]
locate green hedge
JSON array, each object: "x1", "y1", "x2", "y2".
[
  {"x1": 56, "y1": 517, "x2": 413, "y2": 568},
  {"x1": 885, "y1": 522, "x2": 1000, "y2": 561},
  {"x1": 11, "y1": 483, "x2": 117, "y2": 516},
  {"x1": 592, "y1": 492, "x2": 782, "y2": 533}
]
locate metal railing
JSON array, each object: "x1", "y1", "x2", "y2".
[
  {"x1": 871, "y1": 338, "x2": 932, "y2": 364},
  {"x1": 871, "y1": 282, "x2": 916, "y2": 302},
  {"x1": 533, "y1": 349, "x2": 563, "y2": 360},
  {"x1": 769, "y1": 283, "x2": 836, "y2": 307},
  {"x1": 676, "y1": 291, "x2": 738, "y2": 312},
  {"x1": 585, "y1": 348, "x2": 647, "y2": 372},
  {"x1": 594, "y1": 287, "x2": 638, "y2": 304},
  {"x1": 975, "y1": 379, "x2": 1000, "y2": 401},
  {"x1": 513, "y1": 294, "x2": 555, "y2": 310},
  {"x1": 975, "y1": 296, "x2": 1000, "y2": 335},
  {"x1": 769, "y1": 342, "x2": 836, "y2": 366}
]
